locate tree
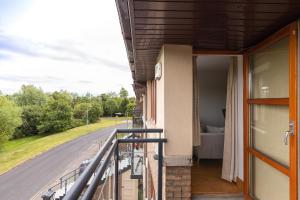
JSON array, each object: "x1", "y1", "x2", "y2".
[
  {"x1": 126, "y1": 98, "x2": 136, "y2": 116},
  {"x1": 15, "y1": 85, "x2": 47, "y2": 106},
  {"x1": 38, "y1": 97, "x2": 73, "y2": 134},
  {"x1": 104, "y1": 99, "x2": 118, "y2": 117},
  {"x1": 52, "y1": 91, "x2": 73, "y2": 105},
  {"x1": 119, "y1": 87, "x2": 128, "y2": 99},
  {"x1": 74, "y1": 103, "x2": 90, "y2": 121},
  {"x1": 119, "y1": 98, "x2": 129, "y2": 115},
  {"x1": 0, "y1": 96, "x2": 22, "y2": 144},
  {"x1": 13, "y1": 85, "x2": 48, "y2": 137},
  {"x1": 89, "y1": 101, "x2": 104, "y2": 123},
  {"x1": 13, "y1": 105, "x2": 43, "y2": 138}
]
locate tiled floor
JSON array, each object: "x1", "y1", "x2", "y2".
[{"x1": 192, "y1": 159, "x2": 242, "y2": 195}]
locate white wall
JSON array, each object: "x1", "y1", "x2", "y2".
[{"x1": 198, "y1": 66, "x2": 228, "y2": 127}]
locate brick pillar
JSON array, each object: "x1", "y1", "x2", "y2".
[{"x1": 165, "y1": 166, "x2": 191, "y2": 199}]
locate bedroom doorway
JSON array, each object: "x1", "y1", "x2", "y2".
[{"x1": 192, "y1": 55, "x2": 243, "y2": 195}]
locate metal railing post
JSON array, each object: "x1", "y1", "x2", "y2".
[
  {"x1": 60, "y1": 177, "x2": 62, "y2": 188},
  {"x1": 74, "y1": 169, "x2": 77, "y2": 181},
  {"x1": 61, "y1": 128, "x2": 165, "y2": 200},
  {"x1": 64, "y1": 179, "x2": 67, "y2": 195},
  {"x1": 158, "y1": 142, "x2": 163, "y2": 200},
  {"x1": 114, "y1": 141, "x2": 119, "y2": 200}
]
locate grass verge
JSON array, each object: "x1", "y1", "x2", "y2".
[{"x1": 0, "y1": 117, "x2": 128, "y2": 175}]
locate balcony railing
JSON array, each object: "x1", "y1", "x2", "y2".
[{"x1": 59, "y1": 128, "x2": 165, "y2": 200}]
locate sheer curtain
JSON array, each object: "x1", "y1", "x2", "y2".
[
  {"x1": 222, "y1": 57, "x2": 238, "y2": 182},
  {"x1": 193, "y1": 57, "x2": 201, "y2": 146}
]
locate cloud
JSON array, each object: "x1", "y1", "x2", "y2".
[
  {"x1": 0, "y1": 33, "x2": 38, "y2": 56},
  {"x1": 0, "y1": 0, "x2": 134, "y2": 96},
  {"x1": 77, "y1": 80, "x2": 93, "y2": 84},
  {"x1": 0, "y1": 53, "x2": 11, "y2": 60},
  {"x1": 0, "y1": 74, "x2": 63, "y2": 84},
  {"x1": 0, "y1": 32, "x2": 128, "y2": 71}
]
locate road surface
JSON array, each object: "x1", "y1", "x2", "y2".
[{"x1": 0, "y1": 123, "x2": 126, "y2": 200}]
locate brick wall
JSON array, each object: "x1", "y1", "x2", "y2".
[{"x1": 165, "y1": 166, "x2": 191, "y2": 200}]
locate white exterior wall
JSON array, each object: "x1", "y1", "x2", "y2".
[
  {"x1": 145, "y1": 44, "x2": 193, "y2": 163},
  {"x1": 159, "y1": 44, "x2": 193, "y2": 162},
  {"x1": 143, "y1": 45, "x2": 193, "y2": 198}
]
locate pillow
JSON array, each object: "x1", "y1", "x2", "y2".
[{"x1": 206, "y1": 125, "x2": 224, "y2": 133}]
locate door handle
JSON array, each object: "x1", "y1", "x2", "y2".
[
  {"x1": 284, "y1": 131, "x2": 292, "y2": 145},
  {"x1": 284, "y1": 121, "x2": 295, "y2": 145}
]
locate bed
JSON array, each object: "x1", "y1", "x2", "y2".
[{"x1": 195, "y1": 132, "x2": 224, "y2": 162}]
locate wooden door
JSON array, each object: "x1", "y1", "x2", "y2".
[{"x1": 244, "y1": 22, "x2": 298, "y2": 200}]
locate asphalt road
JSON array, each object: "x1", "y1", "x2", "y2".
[{"x1": 0, "y1": 123, "x2": 127, "y2": 200}]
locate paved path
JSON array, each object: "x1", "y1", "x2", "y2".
[{"x1": 0, "y1": 123, "x2": 127, "y2": 200}]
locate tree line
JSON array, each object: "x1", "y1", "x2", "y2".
[{"x1": 0, "y1": 85, "x2": 135, "y2": 143}]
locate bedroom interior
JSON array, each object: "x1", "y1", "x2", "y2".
[{"x1": 192, "y1": 55, "x2": 242, "y2": 195}]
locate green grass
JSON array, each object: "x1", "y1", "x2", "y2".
[{"x1": 0, "y1": 117, "x2": 128, "y2": 175}]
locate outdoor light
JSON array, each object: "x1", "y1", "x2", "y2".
[{"x1": 155, "y1": 62, "x2": 162, "y2": 80}]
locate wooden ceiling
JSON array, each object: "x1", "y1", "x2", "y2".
[{"x1": 116, "y1": 0, "x2": 300, "y2": 84}]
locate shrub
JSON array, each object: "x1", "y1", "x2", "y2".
[
  {"x1": 0, "y1": 96, "x2": 22, "y2": 143},
  {"x1": 38, "y1": 98, "x2": 73, "y2": 134},
  {"x1": 13, "y1": 105, "x2": 43, "y2": 138}
]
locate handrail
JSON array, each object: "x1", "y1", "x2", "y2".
[
  {"x1": 119, "y1": 138, "x2": 167, "y2": 143},
  {"x1": 81, "y1": 140, "x2": 117, "y2": 200},
  {"x1": 117, "y1": 128, "x2": 163, "y2": 133},
  {"x1": 63, "y1": 128, "x2": 165, "y2": 200},
  {"x1": 63, "y1": 129, "x2": 117, "y2": 200}
]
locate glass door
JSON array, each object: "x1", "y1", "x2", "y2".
[{"x1": 244, "y1": 22, "x2": 298, "y2": 200}]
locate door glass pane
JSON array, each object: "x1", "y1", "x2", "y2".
[
  {"x1": 250, "y1": 156, "x2": 289, "y2": 200},
  {"x1": 250, "y1": 37, "x2": 289, "y2": 98},
  {"x1": 250, "y1": 104, "x2": 289, "y2": 166}
]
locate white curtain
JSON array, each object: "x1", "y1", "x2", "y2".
[
  {"x1": 193, "y1": 57, "x2": 201, "y2": 146},
  {"x1": 221, "y1": 57, "x2": 238, "y2": 182}
]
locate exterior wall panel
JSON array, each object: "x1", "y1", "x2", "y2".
[
  {"x1": 144, "y1": 44, "x2": 193, "y2": 199},
  {"x1": 163, "y1": 45, "x2": 193, "y2": 157}
]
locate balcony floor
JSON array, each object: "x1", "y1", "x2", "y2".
[
  {"x1": 192, "y1": 195, "x2": 244, "y2": 200},
  {"x1": 192, "y1": 159, "x2": 242, "y2": 196}
]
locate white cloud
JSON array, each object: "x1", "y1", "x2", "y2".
[{"x1": 0, "y1": 0, "x2": 134, "y2": 96}]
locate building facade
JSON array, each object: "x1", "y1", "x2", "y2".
[{"x1": 116, "y1": 1, "x2": 300, "y2": 200}]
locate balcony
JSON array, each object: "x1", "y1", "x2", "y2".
[{"x1": 42, "y1": 128, "x2": 165, "y2": 200}]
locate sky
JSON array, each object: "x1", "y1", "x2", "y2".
[{"x1": 0, "y1": 0, "x2": 134, "y2": 96}]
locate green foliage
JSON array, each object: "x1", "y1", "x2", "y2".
[
  {"x1": 119, "y1": 87, "x2": 128, "y2": 99},
  {"x1": 119, "y1": 98, "x2": 129, "y2": 114},
  {"x1": 70, "y1": 118, "x2": 84, "y2": 128},
  {"x1": 52, "y1": 91, "x2": 73, "y2": 104},
  {"x1": 89, "y1": 101, "x2": 104, "y2": 123},
  {"x1": 13, "y1": 105, "x2": 43, "y2": 138},
  {"x1": 74, "y1": 101, "x2": 103, "y2": 123},
  {"x1": 0, "y1": 118, "x2": 127, "y2": 174},
  {"x1": 15, "y1": 85, "x2": 47, "y2": 106},
  {"x1": 13, "y1": 85, "x2": 48, "y2": 138},
  {"x1": 104, "y1": 98, "x2": 118, "y2": 116},
  {"x1": 1, "y1": 85, "x2": 134, "y2": 139},
  {"x1": 0, "y1": 96, "x2": 22, "y2": 144},
  {"x1": 74, "y1": 102, "x2": 90, "y2": 120},
  {"x1": 38, "y1": 97, "x2": 73, "y2": 134},
  {"x1": 126, "y1": 97, "x2": 136, "y2": 116}
]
